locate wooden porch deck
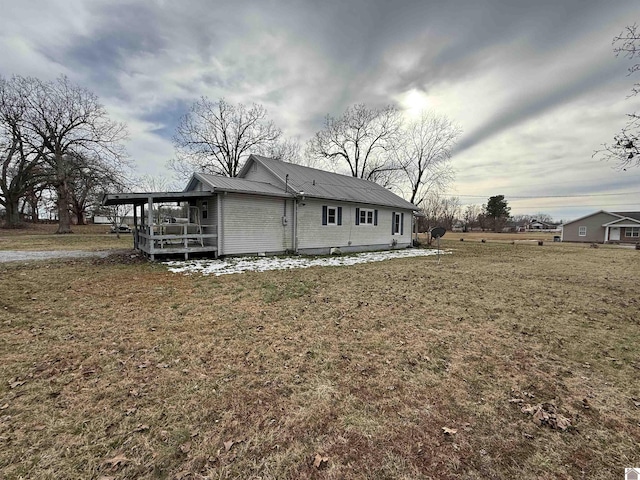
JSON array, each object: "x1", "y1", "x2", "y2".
[{"x1": 134, "y1": 224, "x2": 218, "y2": 260}]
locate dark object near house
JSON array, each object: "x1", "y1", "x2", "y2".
[
  {"x1": 538, "y1": 241, "x2": 543, "y2": 246},
  {"x1": 636, "y1": 242, "x2": 640, "y2": 250},
  {"x1": 460, "y1": 238, "x2": 464, "y2": 242},
  {"x1": 481, "y1": 239, "x2": 486, "y2": 243},
  {"x1": 109, "y1": 225, "x2": 132, "y2": 234},
  {"x1": 430, "y1": 227, "x2": 446, "y2": 239},
  {"x1": 553, "y1": 236, "x2": 560, "y2": 242}
]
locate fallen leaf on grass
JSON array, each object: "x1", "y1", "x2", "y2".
[
  {"x1": 313, "y1": 453, "x2": 329, "y2": 469},
  {"x1": 508, "y1": 398, "x2": 524, "y2": 404},
  {"x1": 180, "y1": 441, "x2": 191, "y2": 454},
  {"x1": 9, "y1": 381, "x2": 25, "y2": 389},
  {"x1": 521, "y1": 403, "x2": 572, "y2": 431},
  {"x1": 224, "y1": 440, "x2": 234, "y2": 451},
  {"x1": 0, "y1": 404, "x2": 8, "y2": 410},
  {"x1": 103, "y1": 454, "x2": 130, "y2": 470},
  {"x1": 132, "y1": 424, "x2": 149, "y2": 433},
  {"x1": 33, "y1": 425, "x2": 46, "y2": 431},
  {"x1": 442, "y1": 427, "x2": 457, "y2": 435}
]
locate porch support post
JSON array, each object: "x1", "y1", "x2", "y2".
[
  {"x1": 133, "y1": 205, "x2": 138, "y2": 249},
  {"x1": 148, "y1": 196, "x2": 154, "y2": 260},
  {"x1": 605, "y1": 226, "x2": 610, "y2": 243},
  {"x1": 217, "y1": 193, "x2": 222, "y2": 258}
]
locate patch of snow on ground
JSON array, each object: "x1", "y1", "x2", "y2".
[
  {"x1": 0, "y1": 250, "x2": 111, "y2": 263},
  {"x1": 164, "y1": 248, "x2": 449, "y2": 276}
]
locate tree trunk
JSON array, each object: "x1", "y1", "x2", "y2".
[
  {"x1": 75, "y1": 208, "x2": 86, "y2": 225},
  {"x1": 3, "y1": 197, "x2": 23, "y2": 228},
  {"x1": 56, "y1": 183, "x2": 73, "y2": 234}
]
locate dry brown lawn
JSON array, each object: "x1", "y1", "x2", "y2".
[
  {"x1": 0, "y1": 240, "x2": 639, "y2": 479},
  {"x1": 0, "y1": 224, "x2": 130, "y2": 251}
]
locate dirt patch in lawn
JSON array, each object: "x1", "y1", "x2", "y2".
[{"x1": 0, "y1": 241, "x2": 638, "y2": 479}]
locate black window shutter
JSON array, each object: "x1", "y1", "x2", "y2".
[
  {"x1": 374, "y1": 209, "x2": 378, "y2": 226},
  {"x1": 401, "y1": 212, "x2": 404, "y2": 235},
  {"x1": 392, "y1": 212, "x2": 395, "y2": 234},
  {"x1": 337, "y1": 207, "x2": 342, "y2": 225},
  {"x1": 355, "y1": 208, "x2": 360, "y2": 225},
  {"x1": 322, "y1": 205, "x2": 327, "y2": 225}
]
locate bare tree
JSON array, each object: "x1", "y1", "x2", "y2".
[
  {"x1": 14, "y1": 76, "x2": 128, "y2": 233},
  {"x1": 133, "y1": 173, "x2": 181, "y2": 192},
  {"x1": 265, "y1": 136, "x2": 302, "y2": 164},
  {"x1": 306, "y1": 104, "x2": 403, "y2": 183},
  {"x1": 68, "y1": 153, "x2": 128, "y2": 225},
  {"x1": 171, "y1": 98, "x2": 282, "y2": 178},
  {"x1": 395, "y1": 111, "x2": 461, "y2": 206},
  {"x1": 418, "y1": 192, "x2": 460, "y2": 235},
  {"x1": 0, "y1": 76, "x2": 47, "y2": 228},
  {"x1": 462, "y1": 204, "x2": 482, "y2": 231},
  {"x1": 597, "y1": 23, "x2": 640, "y2": 169}
]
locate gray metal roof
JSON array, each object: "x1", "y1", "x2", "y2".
[
  {"x1": 245, "y1": 155, "x2": 418, "y2": 210},
  {"x1": 103, "y1": 191, "x2": 208, "y2": 206},
  {"x1": 613, "y1": 211, "x2": 640, "y2": 221},
  {"x1": 187, "y1": 173, "x2": 293, "y2": 197}
]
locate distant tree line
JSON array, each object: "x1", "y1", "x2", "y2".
[{"x1": 0, "y1": 75, "x2": 130, "y2": 232}]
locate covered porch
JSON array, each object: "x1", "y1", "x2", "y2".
[{"x1": 102, "y1": 191, "x2": 218, "y2": 260}]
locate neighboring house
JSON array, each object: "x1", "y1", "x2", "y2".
[
  {"x1": 103, "y1": 155, "x2": 418, "y2": 259},
  {"x1": 561, "y1": 210, "x2": 640, "y2": 243},
  {"x1": 526, "y1": 220, "x2": 560, "y2": 231}
]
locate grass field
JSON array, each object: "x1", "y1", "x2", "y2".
[
  {"x1": 0, "y1": 224, "x2": 131, "y2": 251},
  {"x1": 0, "y1": 234, "x2": 639, "y2": 479}
]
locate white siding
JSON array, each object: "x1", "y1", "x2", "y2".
[
  {"x1": 296, "y1": 198, "x2": 412, "y2": 251},
  {"x1": 242, "y1": 161, "x2": 281, "y2": 185},
  {"x1": 220, "y1": 193, "x2": 294, "y2": 255}
]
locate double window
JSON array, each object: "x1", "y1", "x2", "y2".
[
  {"x1": 578, "y1": 226, "x2": 587, "y2": 236},
  {"x1": 355, "y1": 208, "x2": 378, "y2": 226},
  {"x1": 625, "y1": 227, "x2": 640, "y2": 237}
]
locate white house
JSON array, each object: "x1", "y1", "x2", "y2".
[{"x1": 103, "y1": 155, "x2": 418, "y2": 259}]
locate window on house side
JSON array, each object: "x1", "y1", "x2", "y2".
[
  {"x1": 625, "y1": 227, "x2": 640, "y2": 237},
  {"x1": 393, "y1": 213, "x2": 401, "y2": 235},
  {"x1": 327, "y1": 207, "x2": 337, "y2": 225},
  {"x1": 359, "y1": 208, "x2": 374, "y2": 225},
  {"x1": 202, "y1": 201, "x2": 208, "y2": 219},
  {"x1": 578, "y1": 226, "x2": 586, "y2": 236}
]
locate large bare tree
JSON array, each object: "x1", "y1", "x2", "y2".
[
  {"x1": 395, "y1": 111, "x2": 461, "y2": 206},
  {"x1": 14, "y1": 76, "x2": 128, "y2": 233},
  {"x1": 0, "y1": 76, "x2": 46, "y2": 228},
  {"x1": 171, "y1": 98, "x2": 282, "y2": 178},
  {"x1": 306, "y1": 104, "x2": 402, "y2": 183},
  {"x1": 597, "y1": 23, "x2": 640, "y2": 169}
]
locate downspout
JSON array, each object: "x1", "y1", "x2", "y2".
[
  {"x1": 216, "y1": 192, "x2": 222, "y2": 257},
  {"x1": 293, "y1": 199, "x2": 298, "y2": 254}
]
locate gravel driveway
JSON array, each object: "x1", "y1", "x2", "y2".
[{"x1": 0, "y1": 250, "x2": 112, "y2": 263}]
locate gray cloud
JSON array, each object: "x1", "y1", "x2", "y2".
[{"x1": 1, "y1": 0, "x2": 639, "y2": 221}]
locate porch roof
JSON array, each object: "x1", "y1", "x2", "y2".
[{"x1": 102, "y1": 191, "x2": 211, "y2": 206}]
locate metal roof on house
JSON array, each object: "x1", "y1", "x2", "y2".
[
  {"x1": 187, "y1": 173, "x2": 293, "y2": 198},
  {"x1": 103, "y1": 191, "x2": 209, "y2": 206},
  {"x1": 613, "y1": 211, "x2": 640, "y2": 221},
  {"x1": 243, "y1": 155, "x2": 418, "y2": 210}
]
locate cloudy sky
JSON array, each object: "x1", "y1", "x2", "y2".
[{"x1": 2, "y1": 0, "x2": 639, "y2": 221}]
